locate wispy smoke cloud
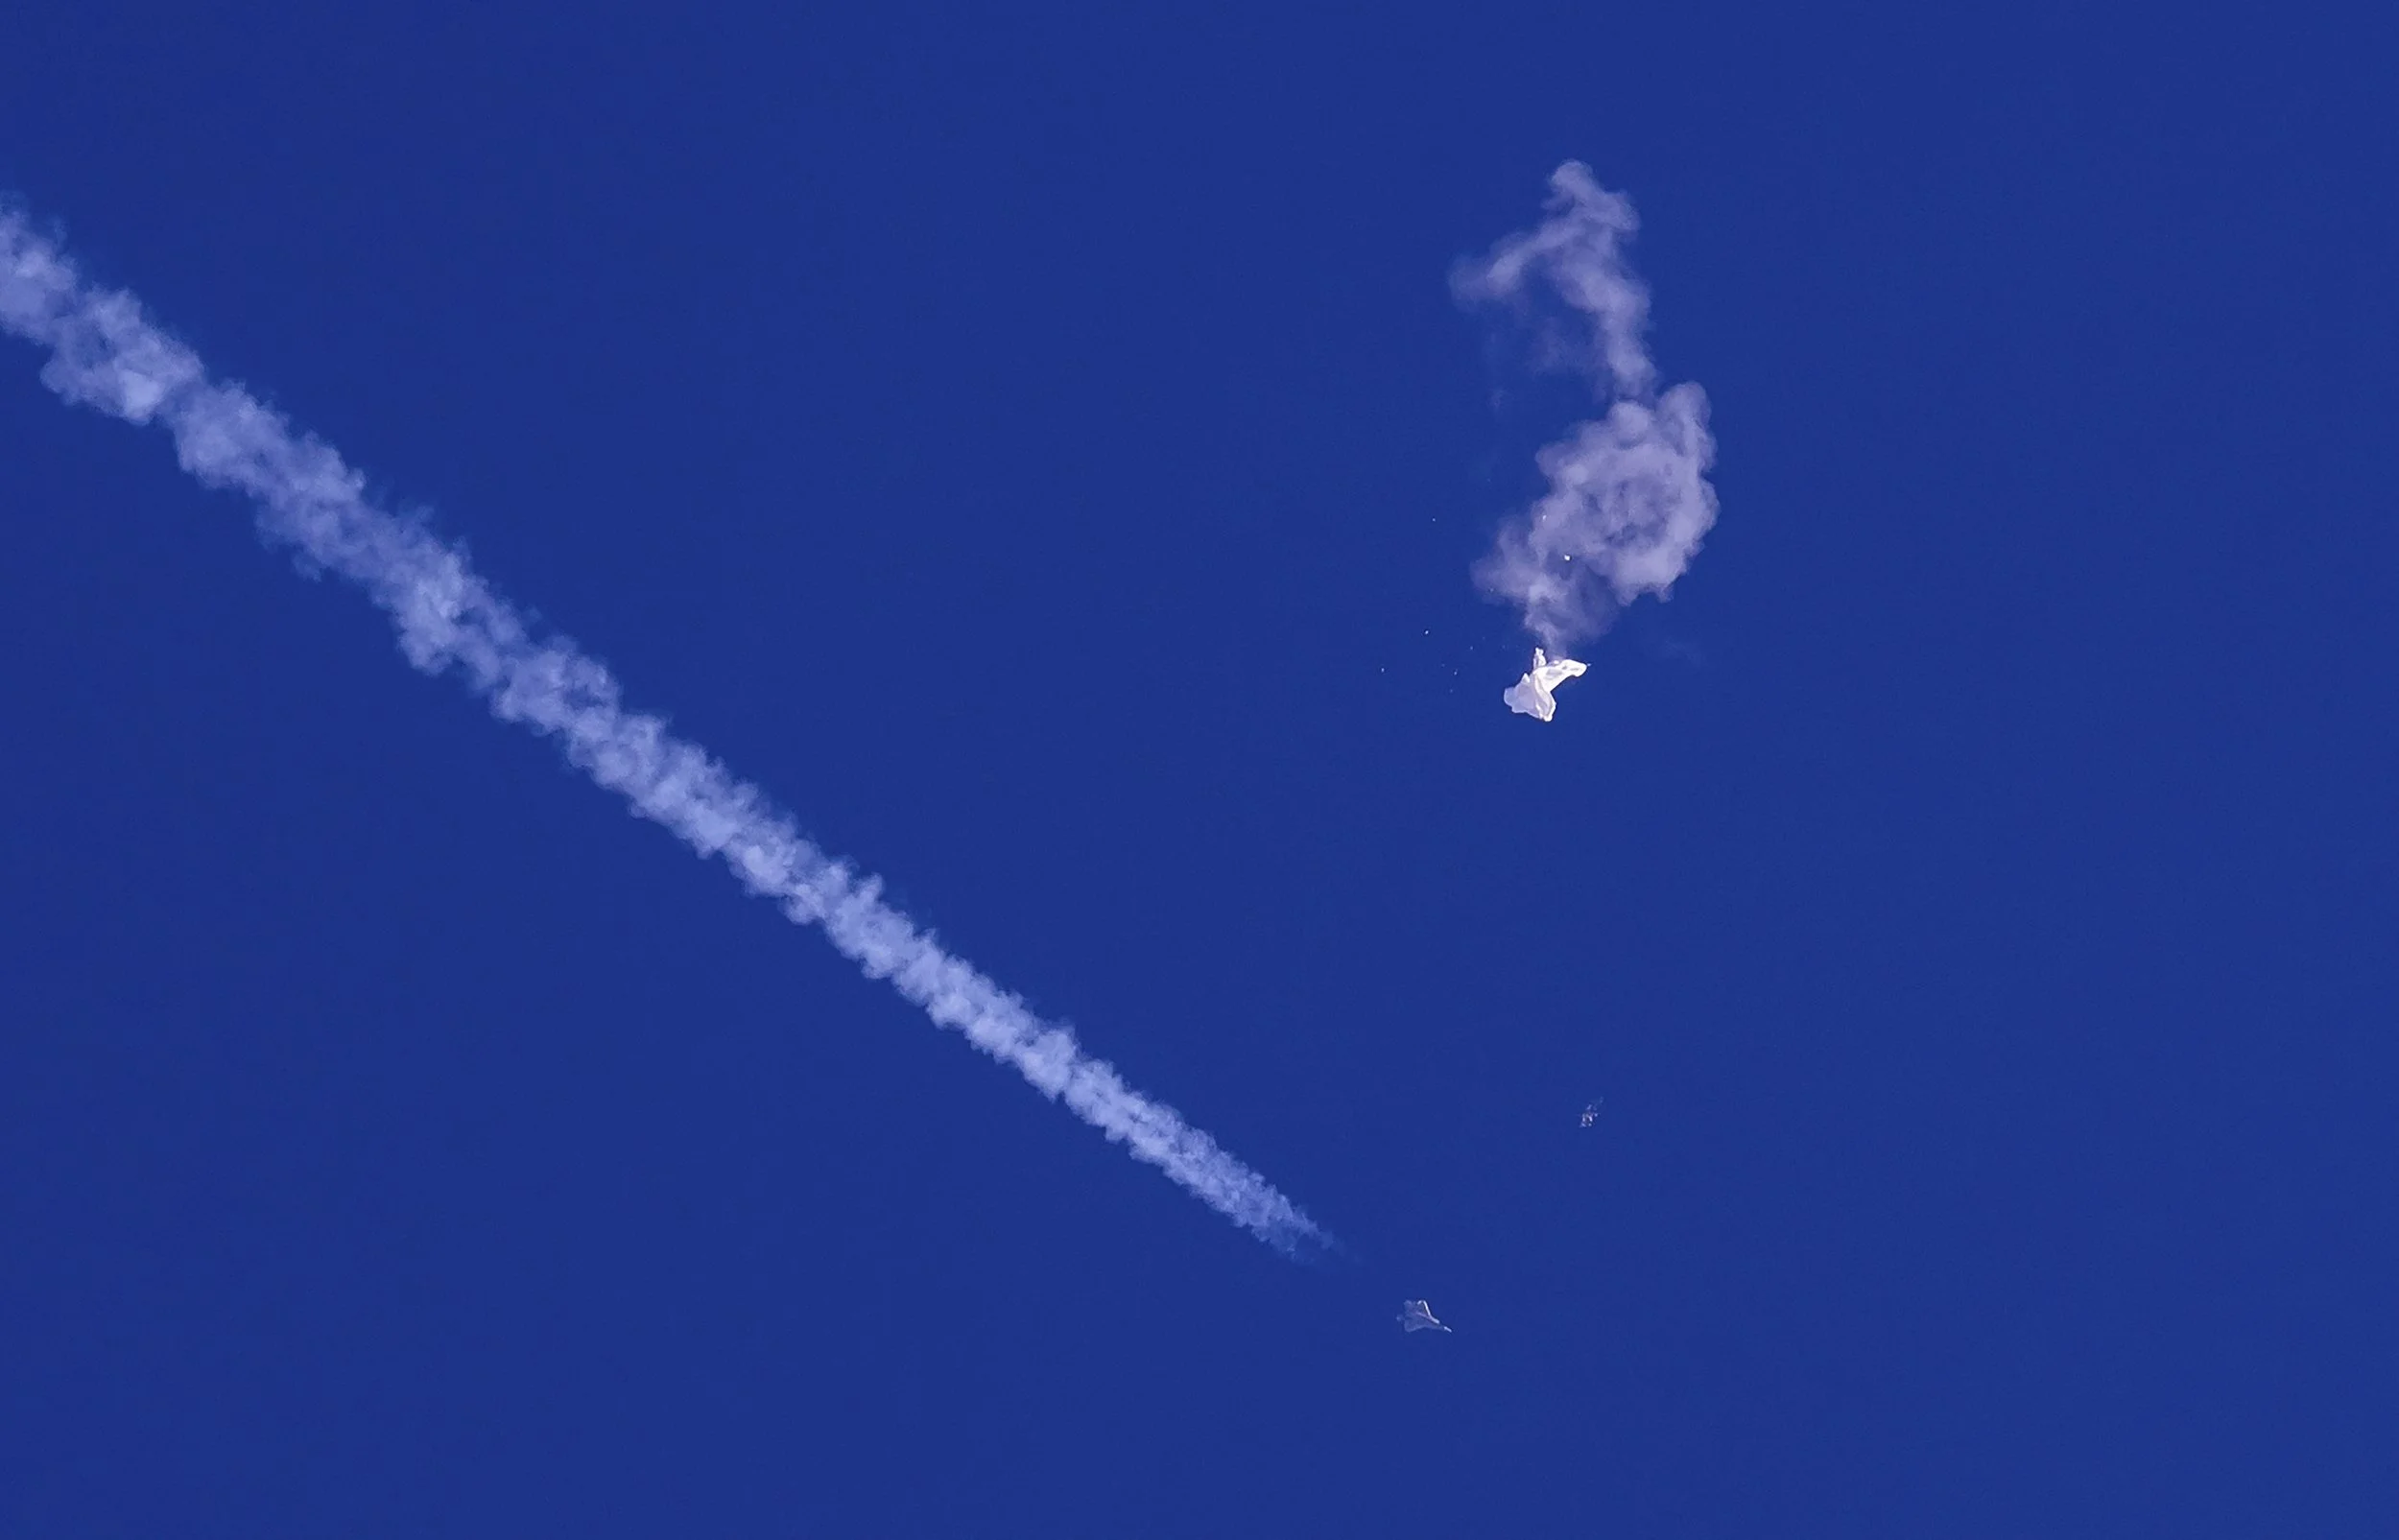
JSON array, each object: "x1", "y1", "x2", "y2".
[
  {"x1": 1455, "y1": 163, "x2": 1718, "y2": 653},
  {"x1": 0, "y1": 206, "x2": 1324, "y2": 1256}
]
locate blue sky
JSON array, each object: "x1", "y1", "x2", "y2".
[{"x1": 3, "y1": 3, "x2": 2394, "y2": 1535}]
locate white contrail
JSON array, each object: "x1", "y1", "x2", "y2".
[
  {"x1": 1455, "y1": 162, "x2": 1718, "y2": 654},
  {"x1": 0, "y1": 205, "x2": 1324, "y2": 1256}
]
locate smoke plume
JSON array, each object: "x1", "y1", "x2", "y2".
[{"x1": 1456, "y1": 163, "x2": 1718, "y2": 653}]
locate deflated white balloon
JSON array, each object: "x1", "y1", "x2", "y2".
[{"x1": 1502, "y1": 648, "x2": 1587, "y2": 722}]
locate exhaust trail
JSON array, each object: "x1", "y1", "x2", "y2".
[{"x1": 0, "y1": 205, "x2": 1324, "y2": 1256}]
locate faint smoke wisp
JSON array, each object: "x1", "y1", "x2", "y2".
[
  {"x1": 0, "y1": 206, "x2": 1323, "y2": 1256},
  {"x1": 1455, "y1": 163, "x2": 1718, "y2": 653}
]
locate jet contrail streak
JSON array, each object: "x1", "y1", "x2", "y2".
[{"x1": 0, "y1": 206, "x2": 1323, "y2": 1256}]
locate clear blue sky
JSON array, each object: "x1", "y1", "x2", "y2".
[{"x1": 4, "y1": 3, "x2": 2393, "y2": 1534}]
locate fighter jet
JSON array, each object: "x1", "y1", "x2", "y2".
[
  {"x1": 1398, "y1": 1299, "x2": 1452, "y2": 1333},
  {"x1": 1502, "y1": 649, "x2": 1588, "y2": 722}
]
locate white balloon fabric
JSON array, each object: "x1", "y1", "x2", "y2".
[{"x1": 1502, "y1": 649, "x2": 1587, "y2": 722}]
